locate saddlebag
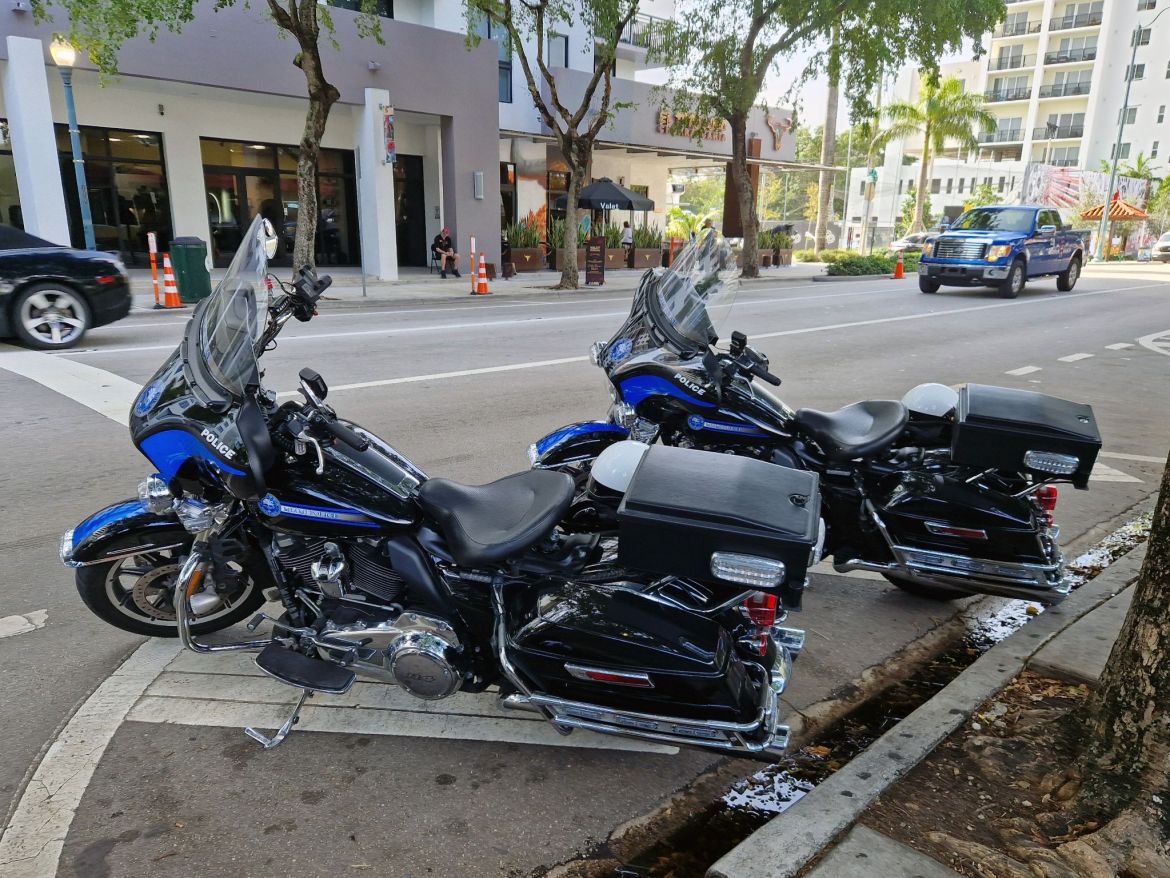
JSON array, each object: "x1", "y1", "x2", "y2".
[
  {"x1": 951, "y1": 384, "x2": 1101, "y2": 488},
  {"x1": 616, "y1": 445, "x2": 820, "y2": 606},
  {"x1": 507, "y1": 582, "x2": 762, "y2": 723}
]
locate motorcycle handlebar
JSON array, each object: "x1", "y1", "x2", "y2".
[
  {"x1": 750, "y1": 363, "x2": 783, "y2": 386},
  {"x1": 317, "y1": 416, "x2": 369, "y2": 452}
]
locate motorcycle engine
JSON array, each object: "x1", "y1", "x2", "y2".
[{"x1": 271, "y1": 536, "x2": 465, "y2": 699}]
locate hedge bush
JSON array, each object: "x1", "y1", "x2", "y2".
[
  {"x1": 794, "y1": 249, "x2": 818, "y2": 262},
  {"x1": 826, "y1": 254, "x2": 896, "y2": 276}
]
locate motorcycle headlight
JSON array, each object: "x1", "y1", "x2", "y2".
[{"x1": 986, "y1": 245, "x2": 1014, "y2": 262}]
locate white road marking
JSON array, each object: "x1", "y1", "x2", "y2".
[
  {"x1": 1005, "y1": 366, "x2": 1042, "y2": 376},
  {"x1": 0, "y1": 638, "x2": 181, "y2": 878},
  {"x1": 1089, "y1": 462, "x2": 1143, "y2": 483},
  {"x1": 1137, "y1": 329, "x2": 1170, "y2": 356},
  {"x1": 0, "y1": 345, "x2": 140, "y2": 425},
  {"x1": 290, "y1": 355, "x2": 591, "y2": 396},
  {"x1": 1099, "y1": 451, "x2": 1166, "y2": 464},
  {"x1": 0, "y1": 609, "x2": 48, "y2": 639},
  {"x1": 1057, "y1": 353, "x2": 1093, "y2": 362},
  {"x1": 1105, "y1": 343, "x2": 1134, "y2": 350}
]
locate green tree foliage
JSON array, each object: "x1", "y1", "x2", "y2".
[
  {"x1": 895, "y1": 182, "x2": 932, "y2": 237},
  {"x1": 653, "y1": 0, "x2": 1002, "y2": 276},
  {"x1": 803, "y1": 182, "x2": 820, "y2": 224},
  {"x1": 677, "y1": 175, "x2": 726, "y2": 217},
  {"x1": 872, "y1": 75, "x2": 995, "y2": 233},
  {"x1": 963, "y1": 181, "x2": 998, "y2": 212},
  {"x1": 466, "y1": 0, "x2": 639, "y2": 289},
  {"x1": 30, "y1": 0, "x2": 383, "y2": 270}
]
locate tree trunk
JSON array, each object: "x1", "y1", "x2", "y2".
[
  {"x1": 558, "y1": 138, "x2": 590, "y2": 290},
  {"x1": 813, "y1": 31, "x2": 840, "y2": 253},
  {"x1": 290, "y1": 31, "x2": 339, "y2": 271},
  {"x1": 730, "y1": 113, "x2": 759, "y2": 278},
  {"x1": 910, "y1": 123, "x2": 931, "y2": 233},
  {"x1": 1079, "y1": 448, "x2": 1170, "y2": 828}
]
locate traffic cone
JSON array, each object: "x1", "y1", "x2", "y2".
[
  {"x1": 475, "y1": 252, "x2": 490, "y2": 295},
  {"x1": 893, "y1": 250, "x2": 905, "y2": 280},
  {"x1": 162, "y1": 254, "x2": 182, "y2": 308}
]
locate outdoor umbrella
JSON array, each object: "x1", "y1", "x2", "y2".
[
  {"x1": 553, "y1": 177, "x2": 655, "y2": 212},
  {"x1": 1079, "y1": 198, "x2": 1149, "y2": 222}
]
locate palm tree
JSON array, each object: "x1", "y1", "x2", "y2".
[{"x1": 872, "y1": 75, "x2": 995, "y2": 233}]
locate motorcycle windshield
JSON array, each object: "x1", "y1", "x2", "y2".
[
  {"x1": 651, "y1": 230, "x2": 739, "y2": 350},
  {"x1": 197, "y1": 215, "x2": 272, "y2": 397}
]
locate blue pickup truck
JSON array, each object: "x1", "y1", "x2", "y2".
[{"x1": 918, "y1": 205, "x2": 1084, "y2": 298}]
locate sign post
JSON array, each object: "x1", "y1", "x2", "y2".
[
  {"x1": 585, "y1": 236, "x2": 605, "y2": 286},
  {"x1": 147, "y1": 231, "x2": 161, "y2": 308}
]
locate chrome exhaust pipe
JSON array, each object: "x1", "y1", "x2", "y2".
[{"x1": 834, "y1": 557, "x2": 1071, "y2": 604}]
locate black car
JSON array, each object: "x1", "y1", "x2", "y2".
[{"x1": 0, "y1": 225, "x2": 131, "y2": 350}]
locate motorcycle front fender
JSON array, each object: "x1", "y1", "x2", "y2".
[
  {"x1": 528, "y1": 421, "x2": 629, "y2": 469},
  {"x1": 61, "y1": 498, "x2": 190, "y2": 568}
]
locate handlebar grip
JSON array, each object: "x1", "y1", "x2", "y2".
[
  {"x1": 751, "y1": 364, "x2": 782, "y2": 386},
  {"x1": 315, "y1": 274, "x2": 333, "y2": 296},
  {"x1": 320, "y1": 418, "x2": 369, "y2": 451}
]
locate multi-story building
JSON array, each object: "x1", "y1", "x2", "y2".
[
  {"x1": 843, "y1": 0, "x2": 1169, "y2": 249},
  {"x1": 0, "y1": 1, "x2": 794, "y2": 279}
]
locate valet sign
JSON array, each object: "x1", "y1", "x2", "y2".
[{"x1": 598, "y1": 201, "x2": 620, "y2": 210}]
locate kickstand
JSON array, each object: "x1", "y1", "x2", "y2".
[{"x1": 244, "y1": 688, "x2": 312, "y2": 749}]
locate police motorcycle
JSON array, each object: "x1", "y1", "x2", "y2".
[
  {"x1": 530, "y1": 231, "x2": 1103, "y2": 605},
  {"x1": 61, "y1": 216, "x2": 820, "y2": 756}
]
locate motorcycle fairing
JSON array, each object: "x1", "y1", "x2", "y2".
[
  {"x1": 531, "y1": 421, "x2": 629, "y2": 468},
  {"x1": 63, "y1": 499, "x2": 188, "y2": 567}
]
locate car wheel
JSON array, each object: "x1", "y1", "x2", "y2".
[
  {"x1": 12, "y1": 283, "x2": 90, "y2": 350},
  {"x1": 999, "y1": 260, "x2": 1025, "y2": 299},
  {"x1": 1056, "y1": 255, "x2": 1081, "y2": 292},
  {"x1": 919, "y1": 276, "x2": 941, "y2": 294}
]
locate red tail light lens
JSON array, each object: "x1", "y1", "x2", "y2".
[
  {"x1": 1034, "y1": 485, "x2": 1058, "y2": 526},
  {"x1": 743, "y1": 592, "x2": 778, "y2": 655}
]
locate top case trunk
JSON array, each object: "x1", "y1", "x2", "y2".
[
  {"x1": 952, "y1": 384, "x2": 1101, "y2": 488},
  {"x1": 616, "y1": 445, "x2": 820, "y2": 600}
]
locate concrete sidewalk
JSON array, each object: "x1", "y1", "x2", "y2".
[
  {"x1": 127, "y1": 262, "x2": 829, "y2": 310},
  {"x1": 709, "y1": 544, "x2": 1149, "y2": 878}
]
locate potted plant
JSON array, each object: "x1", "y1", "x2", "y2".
[
  {"x1": 630, "y1": 224, "x2": 662, "y2": 269},
  {"x1": 773, "y1": 231, "x2": 794, "y2": 266},
  {"x1": 758, "y1": 230, "x2": 774, "y2": 268},
  {"x1": 603, "y1": 224, "x2": 626, "y2": 269},
  {"x1": 549, "y1": 219, "x2": 586, "y2": 272},
  {"x1": 506, "y1": 213, "x2": 544, "y2": 272}
]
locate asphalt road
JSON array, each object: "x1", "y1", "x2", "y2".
[{"x1": 1, "y1": 266, "x2": 1167, "y2": 878}]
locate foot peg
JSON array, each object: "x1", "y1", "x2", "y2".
[
  {"x1": 771, "y1": 626, "x2": 806, "y2": 657},
  {"x1": 244, "y1": 644, "x2": 356, "y2": 749}
]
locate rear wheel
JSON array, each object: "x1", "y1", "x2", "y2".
[
  {"x1": 75, "y1": 547, "x2": 267, "y2": 637},
  {"x1": 13, "y1": 283, "x2": 90, "y2": 349},
  {"x1": 1056, "y1": 255, "x2": 1081, "y2": 292},
  {"x1": 918, "y1": 277, "x2": 941, "y2": 294},
  {"x1": 882, "y1": 573, "x2": 973, "y2": 601},
  {"x1": 998, "y1": 260, "x2": 1025, "y2": 299}
]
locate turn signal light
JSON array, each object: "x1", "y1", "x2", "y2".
[
  {"x1": 743, "y1": 592, "x2": 779, "y2": 656},
  {"x1": 1034, "y1": 485, "x2": 1059, "y2": 527}
]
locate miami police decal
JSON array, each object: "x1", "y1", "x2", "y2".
[
  {"x1": 257, "y1": 494, "x2": 378, "y2": 528},
  {"x1": 608, "y1": 338, "x2": 634, "y2": 364},
  {"x1": 258, "y1": 494, "x2": 281, "y2": 516},
  {"x1": 686, "y1": 415, "x2": 768, "y2": 437},
  {"x1": 134, "y1": 381, "x2": 163, "y2": 417}
]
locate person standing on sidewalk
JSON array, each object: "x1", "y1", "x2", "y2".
[{"x1": 431, "y1": 227, "x2": 461, "y2": 279}]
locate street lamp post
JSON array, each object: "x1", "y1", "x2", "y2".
[
  {"x1": 49, "y1": 40, "x2": 96, "y2": 252},
  {"x1": 1097, "y1": 9, "x2": 1167, "y2": 261}
]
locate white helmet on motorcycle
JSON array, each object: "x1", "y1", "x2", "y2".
[
  {"x1": 902, "y1": 382, "x2": 959, "y2": 418},
  {"x1": 591, "y1": 440, "x2": 650, "y2": 493}
]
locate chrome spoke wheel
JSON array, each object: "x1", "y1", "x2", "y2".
[
  {"x1": 18, "y1": 287, "x2": 88, "y2": 347},
  {"x1": 102, "y1": 550, "x2": 253, "y2": 629}
]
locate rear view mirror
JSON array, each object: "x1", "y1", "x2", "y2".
[
  {"x1": 299, "y1": 367, "x2": 328, "y2": 404},
  {"x1": 1039, "y1": 224, "x2": 1056, "y2": 235}
]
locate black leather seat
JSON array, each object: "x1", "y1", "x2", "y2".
[
  {"x1": 794, "y1": 400, "x2": 909, "y2": 461},
  {"x1": 417, "y1": 470, "x2": 575, "y2": 567}
]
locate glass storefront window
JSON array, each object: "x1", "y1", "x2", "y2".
[
  {"x1": 107, "y1": 131, "x2": 163, "y2": 162},
  {"x1": 0, "y1": 152, "x2": 21, "y2": 229},
  {"x1": 200, "y1": 139, "x2": 275, "y2": 169}
]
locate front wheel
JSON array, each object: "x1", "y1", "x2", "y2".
[
  {"x1": 918, "y1": 276, "x2": 941, "y2": 294},
  {"x1": 998, "y1": 260, "x2": 1025, "y2": 299},
  {"x1": 75, "y1": 547, "x2": 267, "y2": 637},
  {"x1": 13, "y1": 283, "x2": 91, "y2": 349},
  {"x1": 882, "y1": 573, "x2": 973, "y2": 601},
  {"x1": 1056, "y1": 255, "x2": 1081, "y2": 292}
]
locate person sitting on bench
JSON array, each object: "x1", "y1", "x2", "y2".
[{"x1": 431, "y1": 227, "x2": 461, "y2": 278}]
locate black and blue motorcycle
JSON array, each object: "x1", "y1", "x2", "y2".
[
  {"x1": 531, "y1": 232, "x2": 1103, "y2": 605},
  {"x1": 60, "y1": 216, "x2": 819, "y2": 756}
]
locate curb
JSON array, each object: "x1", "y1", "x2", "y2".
[
  {"x1": 811, "y1": 273, "x2": 898, "y2": 283},
  {"x1": 707, "y1": 544, "x2": 1148, "y2": 878}
]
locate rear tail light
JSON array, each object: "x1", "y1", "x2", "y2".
[
  {"x1": 95, "y1": 275, "x2": 120, "y2": 285},
  {"x1": 1033, "y1": 485, "x2": 1058, "y2": 527},
  {"x1": 743, "y1": 592, "x2": 778, "y2": 656}
]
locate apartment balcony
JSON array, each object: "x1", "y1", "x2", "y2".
[
  {"x1": 1033, "y1": 125, "x2": 1084, "y2": 139},
  {"x1": 978, "y1": 129, "x2": 1026, "y2": 144},
  {"x1": 1004, "y1": 0, "x2": 1042, "y2": 5},
  {"x1": 985, "y1": 86, "x2": 1032, "y2": 103},
  {"x1": 987, "y1": 54, "x2": 1036, "y2": 71},
  {"x1": 1038, "y1": 81, "x2": 1091, "y2": 98},
  {"x1": 1045, "y1": 159, "x2": 1080, "y2": 167},
  {"x1": 616, "y1": 13, "x2": 669, "y2": 54},
  {"x1": 1049, "y1": 11, "x2": 1103, "y2": 31},
  {"x1": 992, "y1": 20, "x2": 1041, "y2": 37},
  {"x1": 1044, "y1": 47, "x2": 1097, "y2": 64}
]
